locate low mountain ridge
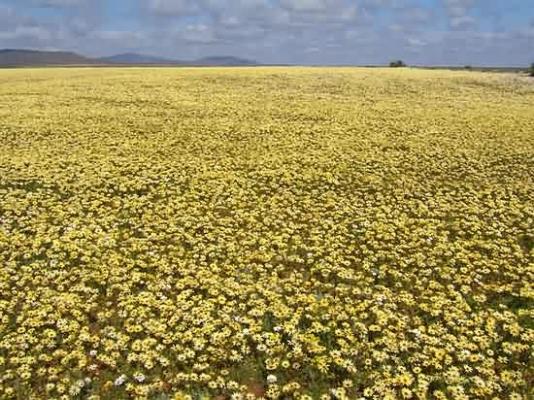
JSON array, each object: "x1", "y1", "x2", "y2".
[
  {"x1": 193, "y1": 56, "x2": 258, "y2": 66},
  {"x1": 0, "y1": 49, "x2": 259, "y2": 67},
  {"x1": 98, "y1": 53, "x2": 180, "y2": 64},
  {"x1": 0, "y1": 49, "x2": 94, "y2": 66}
]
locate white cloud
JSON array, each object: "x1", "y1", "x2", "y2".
[
  {"x1": 90, "y1": 30, "x2": 145, "y2": 41},
  {"x1": 441, "y1": 0, "x2": 478, "y2": 30},
  {"x1": 280, "y1": 0, "x2": 329, "y2": 12},
  {"x1": 148, "y1": 0, "x2": 195, "y2": 16},
  {"x1": 450, "y1": 15, "x2": 475, "y2": 29},
  {"x1": 407, "y1": 38, "x2": 426, "y2": 47},
  {"x1": 442, "y1": 0, "x2": 474, "y2": 17},
  {"x1": 0, "y1": 4, "x2": 14, "y2": 18},
  {"x1": 36, "y1": 0, "x2": 87, "y2": 6},
  {"x1": 179, "y1": 23, "x2": 217, "y2": 43},
  {"x1": 0, "y1": 25, "x2": 53, "y2": 41}
]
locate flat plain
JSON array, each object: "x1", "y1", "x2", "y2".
[{"x1": 0, "y1": 67, "x2": 532, "y2": 399}]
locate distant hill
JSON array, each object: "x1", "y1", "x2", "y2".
[
  {"x1": 0, "y1": 49, "x2": 94, "y2": 66},
  {"x1": 100, "y1": 54, "x2": 258, "y2": 66},
  {"x1": 98, "y1": 53, "x2": 181, "y2": 65},
  {"x1": 193, "y1": 56, "x2": 258, "y2": 66},
  {"x1": 0, "y1": 49, "x2": 259, "y2": 67}
]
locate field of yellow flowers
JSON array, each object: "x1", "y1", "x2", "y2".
[{"x1": 0, "y1": 67, "x2": 532, "y2": 400}]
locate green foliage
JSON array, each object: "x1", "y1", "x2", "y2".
[{"x1": 389, "y1": 59, "x2": 406, "y2": 68}]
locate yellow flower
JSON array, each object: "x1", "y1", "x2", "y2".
[{"x1": 0, "y1": 66, "x2": 531, "y2": 400}]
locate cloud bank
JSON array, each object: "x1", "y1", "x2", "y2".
[{"x1": 0, "y1": 0, "x2": 532, "y2": 65}]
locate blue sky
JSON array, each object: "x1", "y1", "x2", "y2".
[{"x1": 0, "y1": 0, "x2": 533, "y2": 65}]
